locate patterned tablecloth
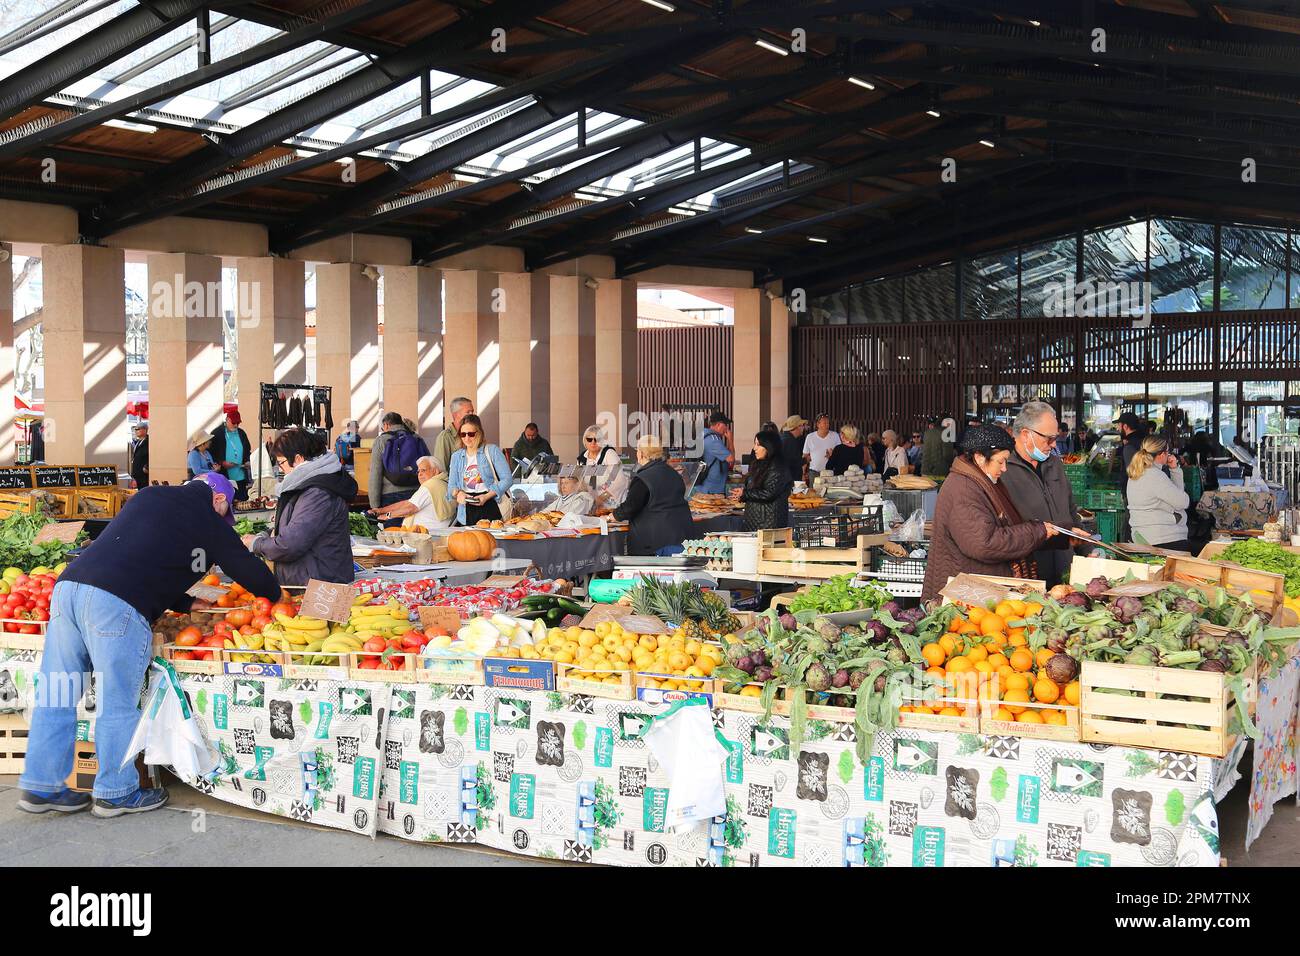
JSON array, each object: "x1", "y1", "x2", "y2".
[
  {"x1": 167, "y1": 676, "x2": 1223, "y2": 867},
  {"x1": 1248, "y1": 654, "x2": 1300, "y2": 850},
  {"x1": 1196, "y1": 488, "x2": 1279, "y2": 531}
]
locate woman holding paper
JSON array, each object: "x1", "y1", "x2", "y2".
[{"x1": 921, "y1": 424, "x2": 1059, "y2": 601}]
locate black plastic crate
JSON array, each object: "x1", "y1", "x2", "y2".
[
  {"x1": 790, "y1": 505, "x2": 885, "y2": 548},
  {"x1": 869, "y1": 540, "x2": 930, "y2": 580}
]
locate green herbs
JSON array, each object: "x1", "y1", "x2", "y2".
[
  {"x1": 1215, "y1": 540, "x2": 1300, "y2": 597},
  {"x1": 348, "y1": 512, "x2": 379, "y2": 537},
  {"x1": 0, "y1": 511, "x2": 85, "y2": 571},
  {"x1": 788, "y1": 575, "x2": 888, "y2": 614},
  {"x1": 234, "y1": 517, "x2": 268, "y2": 536}
]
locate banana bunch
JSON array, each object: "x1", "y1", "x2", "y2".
[
  {"x1": 221, "y1": 636, "x2": 278, "y2": 664},
  {"x1": 274, "y1": 611, "x2": 331, "y2": 646},
  {"x1": 348, "y1": 601, "x2": 413, "y2": 640}
]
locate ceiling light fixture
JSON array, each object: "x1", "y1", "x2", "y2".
[
  {"x1": 640, "y1": 0, "x2": 675, "y2": 9},
  {"x1": 808, "y1": 236, "x2": 828, "y2": 243},
  {"x1": 926, "y1": 110, "x2": 941, "y2": 118},
  {"x1": 1029, "y1": 19, "x2": 1041, "y2": 26},
  {"x1": 755, "y1": 39, "x2": 789, "y2": 56},
  {"x1": 848, "y1": 77, "x2": 875, "y2": 90},
  {"x1": 744, "y1": 227, "x2": 764, "y2": 234},
  {"x1": 979, "y1": 139, "x2": 995, "y2": 148},
  {"x1": 104, "y1": 119, "x2": 158, "y2": 134}
]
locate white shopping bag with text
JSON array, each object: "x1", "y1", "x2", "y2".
[
  {"x1": 122, "y1": 658, "x2": 219, "y2": 781},
  {"x1": 642, "y1": 698, "x2": 729, "y2": 831}
]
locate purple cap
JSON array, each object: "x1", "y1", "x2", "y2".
[{"x1": 193, "y1": 472, "x2": 237, "y2": 525}]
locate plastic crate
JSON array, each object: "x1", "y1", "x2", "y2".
[
  {"x1": 1068, "y1": 476, "x2": 1089, "y2": 498},
  {"x1": 1080, "y1": 488, "x2": 1125, "y2": 510},
  {"x1": 869, "y1": 542, "x2": 928, "y2": 581},
  {"x1": 1063, "y1": 463, "x2": 1090, "y2": 481},
  {"x1": 791, "y1": 504, "x2": 885, "y2": 548},
  {"x1": 1094, "y1": 508, "x2": 1128, "y2": 544}
]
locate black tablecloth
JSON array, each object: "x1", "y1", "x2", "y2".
[
  {"x1": 693, "y1": 514, "x2": 747, "y2": 534},
  {"x1": 495, "y1": 532, "x2": 628, "y2": 579}
]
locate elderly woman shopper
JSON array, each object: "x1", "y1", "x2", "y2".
[
  {"x1": 614, "y1": 435, "x2": 694, "y2": 555},
  {"x1": 370, "y1": 456, "x2": 455, "y2": 531},
  {"x1": 447, "y1": 414, "x2": 512, "y2": 526},
  {"x1": 881, "y1": 430, "x2": 910, "y2": 479},
  {"x1": 1127, "y1": 436, "x2": 1192, "y2": 551},
  {"x1": 825, "y1": 424, "x2": 870, "y2": 475},
  {"x1": 921, "y1": 424, "x2": 1058, "y2": 601},
  {"x1": 578, "y1": 424, "x2": 629, "y2": 508},
  {"x1": 732, "y1": 431, "x2": 793, "y2": 531},
  {"x1": 551, "y1": 476, "x2": 595, "y2": 516},
  {"x1": 244, "y1": 428, "x2": 357, "y2": 585},
  {"x1": 187, "y1": 431, "x2": 216, "y2": 478}
]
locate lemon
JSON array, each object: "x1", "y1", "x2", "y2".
[{"x1": 565, "y1": 625, "x2": 582, "y2": 642}]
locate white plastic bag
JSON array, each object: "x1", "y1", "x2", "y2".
[
  {"x1": 122, "y1": 658, "x2": 219, "y2": 781},
  {"x1": 893, "y1": 508, "x2": 927, "y2": 542},
  {"x1": 642, "y1": 698, "x2": 729, "y2": 831}
]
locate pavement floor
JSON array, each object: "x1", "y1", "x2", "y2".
[{"x1": 1, "y1": 769, "x2": 1295, "y2": 866}]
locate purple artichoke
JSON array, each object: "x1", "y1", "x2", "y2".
[
  {"x1": 1112, "y1": 595, "x2": 1143, "y2": 623},
  {"x1": 1085, "y1": 576, "x2": 1111, "y2": 599}
]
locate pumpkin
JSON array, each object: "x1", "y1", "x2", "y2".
[
  {"x1": 471, "y1": 530, "x2": 495, "y2": 559},
  {"x1": 447, "y1": 531, "x2": 482, "y2": 562}
]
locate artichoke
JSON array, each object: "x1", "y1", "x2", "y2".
[
  {"x1": 804, "y1": 635, "x2": 830, "y2": 656},
  {"x1": 814, "y1": 618, "x2": 840, "y2": 644},
  {"x1": 753, "y1": 665, "x2": 774, "y2": 683},
  {"x1": 832, "y1": 668, "x2": 850, "y2": 688},
  {"x1": 1124, "y1": 646, "x2": 1157, "y2": 666},
  {"x1": 1113, "y1": 595, "x2": 1144, "y2": 623},
  {"x1": 1085, "y1": 576, "x2": 1111, "y2": 599},
  {"x1": 805, "y1": 662, "x2": 831, "y2": 692},
  {"x1": 848, "y1": 669, "x2": 869, "y2": 691}
]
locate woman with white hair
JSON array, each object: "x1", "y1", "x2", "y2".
[
  {"x1": 369, "y1": 456, "x2": 455, "y2": 530},
  {"x1": 881, "y1": 429, "x2": 910, "y2": 479},
  {"x1": 613, "y1": 435, "x2": 694, "y2": 555},
  {"x1": 552, "y1": 475, "x2": 595, "y2": 516}
]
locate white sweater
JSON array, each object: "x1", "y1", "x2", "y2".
[{"x1": 1127, "y1": 466, "x2": 1189, "y2": 546}]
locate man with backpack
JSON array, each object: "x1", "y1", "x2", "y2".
[{"x1": 369, "y1": 412, "x2": 431, "y2": 525}]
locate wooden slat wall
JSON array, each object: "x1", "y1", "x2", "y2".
[
  {"x1": 637, "y1": 326, "x2": 734, "y2": 415},
  {"x1": 793, "y1": 310, "x2": 1300, "y2": 432}
]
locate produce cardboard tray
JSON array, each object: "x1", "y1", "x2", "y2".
[
  {"x1": 556, "y1": 663, "x2": 635, "y2": 700},
  {"x1": 416, "y1": 655, "x2": 485, "y2": 686},
  {"x1": 979, "y1": 701, "x2": 1080, "y2": 742},
  {"x1": 714, "y1": 686, "x2": 790, "y2": 715},
  {"x1": 282, "y1": 650, "x2": 351, "y2": 680}
]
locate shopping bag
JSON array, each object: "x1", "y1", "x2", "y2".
[
  {"x1": 121, "y1": 657, "x2": 219, "y2": 781},
  {"x1": 642, "y1": 698, "x2": 729, "y2": 831}
]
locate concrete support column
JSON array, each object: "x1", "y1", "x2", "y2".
[
  {"x1": 315, "y1": 262, "x2": 380, "y2": 436},
  {"x1": 146, "y1": 252, "x2": 221, "y2": 483},
  {"x1": 0, "y1": 244, "x2": 12, "y2": 463},
  {"x1": 733, "y1": 289, "x2": 771, "y2": 444},
  {"x1": 497, "y1": 272, "x2": 550, "y2": 449},
  {"x1": 549, "y1": 275, "x2": 596, "y2": 456},
  {"x1": 595, "y1": 279, "x2": 637, "y2": 450},
  {"x1": 42, "y1": 245, "x2": 127, "y2": 468},
  {"x1": 383, "y1": 265, "x2": 442, "y2": 439},
  {"x1": 769, "y1": 298, "x2": 792, "y2": 425},
  {"x1": 443, "y1": 270, "x2": 500, "y2": 441},
  {"x1": 235, "y1": 257, "x2": 305, "y2": 492}
]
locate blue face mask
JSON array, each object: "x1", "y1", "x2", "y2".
[{"x1": 1029, "y1": 444, "x2": 1050, "y2": 463}]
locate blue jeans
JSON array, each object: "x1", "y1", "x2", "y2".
[{"x1": 20, "y1": 581, "x2": 152, "y2": 799}]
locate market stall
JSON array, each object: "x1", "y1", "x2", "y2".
[{"x1": 491, "y1": 531, "x2": 628, "y2": 580}]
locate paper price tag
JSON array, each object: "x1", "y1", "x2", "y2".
[
  {"x1": 939, "y1": 573, "x2": 1012, "y2": 608},
  {"x1": 185, "y1": 583, "x2": 229, "y2": 602},
  {"x1": 479, "y1": 575, "x2": 527, "y2": 589},
  {"x1": 300, "y1": 579, "x2": 358, "y2": 623},
  {"x1": 417, "y1": 606, "x2": 463, "y2": 633},
  {"x1": 33, "y1": 520, "x2": 84, "y2": 545}
]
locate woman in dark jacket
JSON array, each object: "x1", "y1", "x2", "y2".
[
  {"x1": 735, "y1": 431, "x2": 792, "y2": 531},
  {"x1": 243, "y1": 428, "x2": 358, "y2": 585},
  {"x1": 614, "y1": 436, "x2": 694, "y2": 556},
  {"x1": 920, "y1": 424, "x2": 1057, "y2": 601},
  {"x1": 210, "y1": 409, "x2": 253, "y2": 502}
]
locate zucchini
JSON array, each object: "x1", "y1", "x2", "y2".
[{"x1": 555, "y1": 597, "x2": 586, "y2": 614}]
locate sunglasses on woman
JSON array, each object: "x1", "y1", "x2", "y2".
[
  {"x1": 584, "y1": 436, "x2": 599, "y2": 443},
  {"x1": 459, "y1": 430, "x2": 478, "y2": 438}
]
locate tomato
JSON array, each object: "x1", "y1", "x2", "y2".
[
  {"x1": 31, "y1": 608, "x2": 48, "y2": 622},
  {"x1": 176, "y1": 626, "x2": 203, "y2": 646},
  {"x1": 270, "y1": 602, "x2": 297, "y2": 619},
  {"x1": 239, "y1": 624, "x2": 258, "y2": 637},
  {"x1": 201, "y1": 635, "x2": 224, "y2": 649},
  {"x1": 402, "y1": 633, "x2": 425, "y2": 651},
  {"x1": 194, "y1": 650, "x2": 212, "y2": 661},
  {"x1": 19, "y1": 624, "x2": 38, "y2": 634},
  {"x1": 12, "y1": 574, "x2": 28, "y2": 587},
  {"x1": 363, "y1": 636, "x2": 386, "y2": 654},
  {"x1": 250, "y1": 613, "x2": 272, "y2": 630},
  {"x1": 172, "y1": 650, "x2": 195, "y2": 661},
  {"x1": 357, "y1": 657, "x2": 381, "y2": 669},
  {"x1": 211, "y1": 620, "x2": 232, "y2": 638},
  {"x1": 2, "y1": 623, "x2": 15, "y2": 633},
  {"x1": 226, "y1": 609, "x2": 253, "y2": 628},
  {"x1": 250, "y1": 596, "x2": 272, "y2": 615}
]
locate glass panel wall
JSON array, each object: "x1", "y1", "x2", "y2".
[
  {"x1": 1147, "y1": 381, "x2": 1213, "y2": 440},
  {"x1": 904, "y1": 265, "x2": 955, "y2": 323},
  {"x1": 963, "y1": 249, "x2": 1019, "y2": 321},
  {"x1": 1221, "y1": 225, "x2": 1287, "y2": 310},
  {"x1": 1149, "y1": 218, "x2": 1215, "y2": 312},
  {"x1": 1020, "y1": 234, "x2": 1077, "y2": 317}
]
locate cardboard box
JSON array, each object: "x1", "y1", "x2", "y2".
[
  {"x1": 66, "y1": 742, "x2": 161, "y2": 793},
  {"x1": 483, "y1": 658, "x2": 555, "y2": 691}
]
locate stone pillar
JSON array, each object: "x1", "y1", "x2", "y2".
[
  {"x1": 595, "y1": 279, "x2": 637, "y2": 450},
  {"x1": 383, "y1": 265, "x2": 441, "y2": 440},
  {"x1": 0, "y1": 244, "x2": 12, "y2": 464},
  {"x1": 315, "y1": 262, "x2": 380, "y2": 436},
  {"x1": 146, "y1": 252, "x2": 222, "y2": 483},
  {"x1": 497, "y1": 272, "x2": 550, "y2": 449},
  {"x1": 769, "y1": 298, "x2": 792, "y2": 425},
  {"x1": 733, "y1": 289, "x2": 771, "y2": 444},
  {"x1": 443, "y1": 270, "x2": 500, "y2": 441},
  {"x1": 549, "y1": 275, "x2": 596, "y2": 456}
]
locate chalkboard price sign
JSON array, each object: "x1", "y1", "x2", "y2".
[
  {"x1": 76, "y1": 466, "x2": 118, "y2": 487},
  {"x1": 33, "y1": 466, "x2": 77, "y2": 488},
  {"x1": 0, "y1": 467, "x2": 33, "y2": 490}
]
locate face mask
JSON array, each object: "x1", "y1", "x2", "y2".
[{"x1": 1029, "y1": 444, "x2": 1050, "y2": 463}]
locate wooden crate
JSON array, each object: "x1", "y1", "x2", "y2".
[
  {"x1": 349, "y1": 651, "x2": 420, "y2": 682},
  {"x1": 73, "y1": 488, "x2": 117, "y2": 519},
  {"x1": 0, "y1": 712, "x2": 30, "y2": 774},
  {"x1": 0, "y1": 630, "x2": 45, "y2": 651},
  {"x1": 1157, "y1": 555, "x2": 1285, "y2": 617},
  {"x1": 714, "y1": 685, "x2": 790, "y2": 715},
  {"x1": 556, "y1": 663, "x2": 636, "y2": 700},
  {"x1": 979, "y1": 701, "x2": 1081, "y2": 742},
  {"x1": 1069, "y1": 556, "x2": 1162, "y2": 587},
  {"x1": 634, "y1": 670, "x2": 717, "y2": 694},
  {"x1": 1079, "y1": 659, "x2": 1257, "y2": 758},
  {"x1": 897, "y1": 708, "x2": 980, "y2": 734},
  {"x1": 939, "y1": 574, "x2": 1046, "y2": 607},
  {"x1": 416, "y1": 654, "x2": 485, "y2": 686},
  {"x1": 282, "y1": 649, "x2": 351, "y2": 680},
  {"x1": 161, "y1": 643, "x2": 225, "y2": 675},
  {"x1": 756, "y1": 528, "x2": 880, "y2": 580}
]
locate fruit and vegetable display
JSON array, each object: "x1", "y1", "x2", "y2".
[
  {"x1": 627, "y1": 576, "x2": 743, "y2": 638},
  {"x1": 1212, "y1": 540, "x2": 1300, "y2": 597},
  {"x1": 786, "y1": 574, "x2": 889, "y2": 614},
  {"x1": 0, "y1": 567, "x2": 61, "y2": 632},
  {"x1": 353, "y1": 575, "x2": 570, "y2": 616},
  {"x1": 0, "y1": 512, "x2": 85, "y2": 573},
  {"x1": 348, "y1": 512, "x2": 380, "y2": 537},
  {"x1": 537, "y1": 619, "x2": 727, "y2": 689}
]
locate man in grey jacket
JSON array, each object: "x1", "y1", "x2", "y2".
[
  {"x1": 369, "y1": 412, "x2": 426, "y2": 515},
  {"x1": 1001, "y1": 401, "x2": 1090, "y2": 588},
  {"x1": 246, "y1": 429, "x2": 357, "y2": 585}
]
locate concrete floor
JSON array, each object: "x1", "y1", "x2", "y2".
[{"x1": 1, "y1": 771, "x2": 1294, "y2": 866}]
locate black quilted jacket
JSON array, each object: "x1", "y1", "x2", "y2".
[{"x1": 741, "y1": 462, "x2": 792, "y2": 531}]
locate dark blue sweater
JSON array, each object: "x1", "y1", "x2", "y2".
[{"x1": 62, "y1": 482, "x2": 280, "y2": 622}]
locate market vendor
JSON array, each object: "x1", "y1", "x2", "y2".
[
  {"x1": 614, "y1": 434, "x2": 694, "y2": 556},
  {"x1": 245, "y1": 428, "x2": 357, "y2": 585},
  {"x1": 1001, "y1": 401, "x2": 1092, "y2": 588},
  {"x1": 187, "y1": 430, "x2": 216, "y2": 477},
  {"x1": 921, "y1": 424, "x2": 1058, "y2": 601},
  {"x1": 18, "y1": 472, "x2": 281, "y2": 818},
  {"x1": 210, "y1": 409, "x2": 252, "y2": 502},
  {"x1": 370, "y1": 456, "x2": 455, "y2": 531},
  {"x1": 551, "y1": 475, "x2": 595, "y2": 516}
]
